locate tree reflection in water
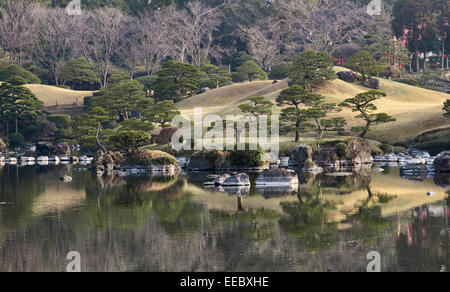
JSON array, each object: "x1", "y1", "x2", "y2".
[
  {"x1": 279, "y1": 181, "x2": 339, "y2": 251},
  {"x1": 0, "y1": 165, "x2": 449, "y2": 272}
]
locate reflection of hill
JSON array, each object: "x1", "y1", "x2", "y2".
[
  {"x1": 321, "y1": 168, "x2": 449, "y2": 222},
  {"x1": 32, "y1": 184, "x2": 86, "y2": 216},
  {"x1": 184, "y1": 184, "x2": 297, "y2": 214}
]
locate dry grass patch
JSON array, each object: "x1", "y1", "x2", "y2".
[{"x1": 26, "y1": 84, "x2": 93, "y2": 106}]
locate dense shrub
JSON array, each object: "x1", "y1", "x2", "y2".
[
  {"x1": 380, "y1": 143, "x2": 407, "y2": 154},
  {"x1": 229, "y1": 147, "x2": 266, "y2": 167},
  {"x1": 8, "y1": 133, "x2": 25, "y2": 149},
  {"x1": 55, "y1": 129, "x2": 72, "y2": 140},
  {"x1": 126, "y1": 150, "x2": 178, "y2": 166},
  {"x1": 0, "y1": 65, "x2": 40, "y2": 84},
  {"x1": 335, "y1": 142, "x2": 349, "y2": 158},
  {"x1": 393, "y1": 78, "x2": 418, "y2": 86},
  {"x1": 234, "y1": 60, "x2": 268, "y2": 82},
  {"x1": 136, "y1": 75, "x2": 158, "y2": 92},
  {"x1": 110, "y1": 130, "x2": 152, "y2": 154},
  {"x1": 269, "y1": 62, "x2": 291, "y2": 80},
  {"x1": 47, "y1": 114, "x2": 71, "y2": 129},
  {"x1": 83, "y1": 96, "x2": 94, "y2": 107}
]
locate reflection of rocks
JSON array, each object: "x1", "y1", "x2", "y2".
[
  {"x1": 255, "y1": 168, "x2": 298, "y2": 186},
  {"x1": 214, "y1": 174, "x2": 231, "y2": 186},
  {"x1": 317, "y1": 171, "x2": 372, "y2": 195},
  {"x1": 434, "y1": 151, "x2": 450, "y2": 173},
  {"x1": 224, "y1": 186, "x2": 250, "y2": 196},
  {"x1": 400, "y1": 165, "x2": 436, "y2": 181},
  {"x1": 94, "y1": 152, "x2": 125, "y2": 175},
  {"x1": 222, "y1": 173, "x2": 250, "y2": 186},
  {"x1": 59, "y1": 175, "x2": 72, "y2": 183},
  {"x1": 256, "y1": 185, "x2": 298, "y2": 198},
  {"x1": 433, "y1": 173, "x2": 450, "y2": 188},
  {"x1": 215, "y1": 186, "x2": 250, "y2": 196}
]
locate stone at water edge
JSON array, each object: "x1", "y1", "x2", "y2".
[
  {"x1": 176, "y1": 157, "x2": 190, "y2": 168},
  {"x1": 255, "y1": 168, "x2": 299, "y2": 186},
  {"x1": 59, "y1": 176, "x2": 72, "y2": 183},
  {"x1": 222, "y1": 173, "x2": 251, "y2": 186},
  {"x1": 289, "y1": 144, "x2": 314, "y2": 168}
]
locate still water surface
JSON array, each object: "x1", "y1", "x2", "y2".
[{"x1": 0, "y1": 164, "x2": 449, "y2": 272}]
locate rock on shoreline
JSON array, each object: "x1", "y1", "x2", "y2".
[{"x1": 289, "y1": 139, "x2": 373, "y2": 171}]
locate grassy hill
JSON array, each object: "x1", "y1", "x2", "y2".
[
  {"x1": 178, "y1": 67, "x2": 450, "y2": 144},
  {"x1": 26, "y1": 84, "x2": 93, "y2": 107}
]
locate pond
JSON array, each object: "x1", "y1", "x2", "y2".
[{"x1": 0, "y1": 164, "x2": 448, "y2": 272}]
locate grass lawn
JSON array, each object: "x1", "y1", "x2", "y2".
[
  {"x1": 26, "y1": 84, "x2": 93, "y2": 107},
  {"x1": 178, "y1": 66, "x2": 450, "y2": 145}
]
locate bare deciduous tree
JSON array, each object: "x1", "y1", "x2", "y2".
[
  {"x1": 230, "y1": 0, "x2": 297, "y2": 71},
  {"x1": 297, "y1": 0, "x2": 372, "y2": 52},
  {"x1": 0, "y1": 0, "x2": 35, "y2": 65},
  {"x1": 171, "y1": 1, "x2": 223, "y2": 68},
  {"x1": 32, "y1": 7, "x2": 74, "y2": 85},
  {"x1": 239, "y1": 19, "x2": 287, "y2": 71},
  {"x1": 78, "y1": 8, "x2": 125, "y2": 87},
  {"x1": 137, "y1": 11, "x2": 174, "y2": 76}
]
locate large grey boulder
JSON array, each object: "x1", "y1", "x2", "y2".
[
  {"x1": 337, "y1": 71, "x2": 359, "y2": 83},
  {"x1": 222, "y1": 173, "x2": 250, "y2": 186},
  {"x1": 313, "y1": 138, "x2": 373, "y2": 166},
  {"x1": 434, "y1": 151, "x2": 450, "y2": 172},
  {"x1": 289, "y1": 144, "x2": 314, "y2": 168},
  {"x1": 363, "y1": 78, "x2": 380, "y2": 89},
  {"x1": 255, "y1": 168, "x2": 298, "y2": 186}
]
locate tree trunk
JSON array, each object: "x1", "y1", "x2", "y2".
[
  {"x1": 6, "y1": 121, "x2": 9, "y2": 137},
  {"x1": 315, "y1": 119, "x2": 323, "y2": 138},
  {"x1": 443, "y1": 39, "x2": 446, "y2": 72},
  {"x1": 415, "y1": 51, "x2": 420, "y2": 72},
  {"x1": 15, "y1": 119, "x2": 18, "y2": 134},
  {"x1": 295, "y1": 130, "x2": 300, "y2": 142},
  {"x1": 360, "y1": 121, "x2": 371, "y2": 138},
  {"x1": 96, "y1": 127, "x2": 107, "y2": 153}
]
